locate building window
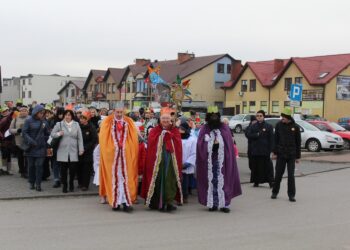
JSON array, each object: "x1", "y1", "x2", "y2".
[
  {"x1": 66, "y1": 89, "x2": 69, "y2": 97},
  {"x1": 284, "y1": 101, "x2": 290, "y2": 107},
  {"x1": 132, "y1": 81, "x2": 137, "y2": 93},
  {"x1": 28, "y1": 78, "x2": 32, "y2": 85},
  {"x1": 71, "y1": 89, "x2": 75, "y2": 97},
  {"x1": 215, "y1": 81, "x2": 224, "y2": 89},
  {"x1": 242, "y1": 101, "x2": 248, "y2": 113},
  {"x1": 260, "y1": 101, "x2": 268, "y2": 112},
  {"x1": 22, "y1": 79, "x2": 26, "y2": 85},
  {"x1": 295, "y1": 77, "x2": 303, "y2": 84},
  {"x1": 28, "y1": 91, "x2": 32, "y2": 98},
  {"x1": 272, "y1": 101, "x2": 279, "y2": 113},
  {"x1": 217, "y1": 63, "x2": 225, "y2": 73},
  {"x1": 284, "y1": 78, "x2": 292, "y2": 91},
  {"x1": 249, "y1": 79, "x2": 256, "y2": 92},
  {"x1": 249, "y1": 101, "x2": 256, "y2": 113},
  {"x1": 112, "y1": 84, "x2": 116, "y2": 93},
  {"x1": 226, "y1": 64, "x2": 231, "y2": 74},
  {"x1": 22, "y1": 91, "x2": 25, "y2": 98},
  {"x1": 241, "y1": 80, "x2": 248, "y2": 92}
]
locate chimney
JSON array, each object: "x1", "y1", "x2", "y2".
[
  {"x1": 231, "y1": 60, "x2": 242, "y2": 81},
  {"x1": 135, "y1": 58, "x2": 151, "y2": 66},
  {"x1": 273, "y1": 59, "x2": 284, "y2": 73},
  {"x1": 177, "y1": 52, "x2": 195, "y2": 64}
]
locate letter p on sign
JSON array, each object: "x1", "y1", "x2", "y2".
[{"x1": 289, "y1": 84, "x2": 303, "y2": 102}]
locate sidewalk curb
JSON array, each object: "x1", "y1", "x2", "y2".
[
  {"x1": 3, "y1": 166, "x2": 350, "y2": 200},
  {"x1": 0, "y1": 192, "x2": 98, "y2": 201}
]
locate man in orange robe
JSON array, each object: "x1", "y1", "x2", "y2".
[{"x1": 99, "y1": 104, "x2": 139, "y2": 212}]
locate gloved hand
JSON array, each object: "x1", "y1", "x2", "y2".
[
  {"x1": 17, "y1": 129, "x2": 22, "y2": 134},
  {"x1": 183, "y1": 162, "x2": 192, "y2": 170}
]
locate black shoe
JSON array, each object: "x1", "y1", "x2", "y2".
[
  {"x1": 112, "y1": 206, "x2": 121, "y2": 211},
  {"x1": 36, "y1": 186, "x2": 42, "y2": 192},
  {"x1": 208, "y1": 206, "x2": 218, "y2": 212},
  {"x1": 69, "y1": 186, "x2": 74, "y2": 192},
  {"x1": 220, "y1": 207, "x2": 230, "y2": 213},
  {"x1": 123, "y1": 204, "x2": 133, "y2": 213},
  {"x1": 53, "y1": 181, "x2": 61, "y2": 188},
  {"x1": 30, "y1": 184, "x2": 35, "y2": 190},
  {"x1": 62, "y1": 185, "x2": 68, "y2": 193},
  {"x1": 271, "y1": 193, "x2": 277, "y2": 199},
  {"x1": 166, "y1": 204, "x2": 177, "y2": 212},
  {"x1": 253, "y1": 183, "x2": 259, "y2": 187},
  {"x1": 289, "y1": 197, "x2": 296, "y2": 202}
]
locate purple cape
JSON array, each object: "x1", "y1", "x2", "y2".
[{"x1": 196, "y1": 124, "x2": 242, "y2": 207}]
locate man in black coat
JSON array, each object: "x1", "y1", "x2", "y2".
[
  {"x1": 78, "y1": 111, "x2": 98, "y2": 191},
  {"x1": 245, "y1": 110, "x2": 274, "y2": 188},
  {"x1": 271, "y1": 107, "x2": 301, "y2": 202}
]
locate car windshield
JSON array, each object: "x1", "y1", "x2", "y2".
[
  {"x1": 231, "y1": 114, "x2": 245, "y2": 121},
  {"x1": 329, "y1": 122, "x2": 346, "y2": 131},
  {"x1": 297, "y1": 121, "x2": 320, "y2": 131}
]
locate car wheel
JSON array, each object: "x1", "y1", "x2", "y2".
[
  {"x1": 343, "y1": 139, "x2": 350, "y2": 150},
  {"x1": 234, "y1": 125, "x2": 242, "y2": 133},
  {"x1": 306, "y1": 139, "x2": 321, "y2": 152}
]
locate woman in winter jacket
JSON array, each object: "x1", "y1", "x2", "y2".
[{"x1": 51, "y1": 110, "x2": 84, "y2": 193}]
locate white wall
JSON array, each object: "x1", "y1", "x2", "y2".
[
  {"x1": 21, "y1": 75, "x2": 85, "y2": 105},
  {"x1": 0, "y1": 78, "x2": 20, "y2": 103}
]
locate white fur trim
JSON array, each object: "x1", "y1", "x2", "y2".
[
  {"x1": 206, "y1": 129, "x2": 226, "y2": 208},
  {"x1": 111, "y1": 120, "x2": 130, "y2": 206}
]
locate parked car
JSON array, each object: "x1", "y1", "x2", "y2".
[
  {"x1": 308, "y1": 120, "x2": 350, "y2": 149},
  {"x1": 265, "y1": 118, "x2": 343, "y2": 152},
  {"x1": 221, "y1": 115, "x2": 233, "y2": 122},
  {"x1": 338, "y1": 117, "x2": 350, "y2": 131},
  {"x1": 293, "y1": 114, "x2": 327, "y2": 121},
  {"x1": 228, "y1": 114, "x2": 253, "y2": 133}
]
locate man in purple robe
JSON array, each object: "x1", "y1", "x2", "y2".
[{"x1": 196, "y1": 106, "x2": 242, "y2": 213}]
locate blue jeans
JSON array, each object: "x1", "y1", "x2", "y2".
[{"x1": 27, "y1": 157, "x2": 45, "y2": 186}]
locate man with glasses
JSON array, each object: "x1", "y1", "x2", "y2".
[{"x1": 245, "y1": 110, "x2": 274, "y2": 188}]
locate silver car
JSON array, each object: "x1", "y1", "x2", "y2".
[
  {"x1": 228, "y1": 114, "x2": 253, "y2": 133},
  {"x1": 265, "y1": 118, "x2": 343, "y2": 152}
]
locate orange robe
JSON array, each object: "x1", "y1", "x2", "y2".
[{"x1": 99, "y1": 115, "x2": 139, "y2": 207}]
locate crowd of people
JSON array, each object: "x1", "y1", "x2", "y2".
[{"x1": 0, "y1": 100, "x2": 300, "y2": 213}]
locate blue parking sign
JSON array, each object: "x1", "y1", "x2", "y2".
[{"x1": 289, "y1": 84, "x2": 303, "y2": 101}]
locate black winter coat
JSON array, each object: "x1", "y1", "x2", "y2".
[
  {"x1": 79, "y1": 122, "x2": 98, "y2": 162},
  {"x1": 245, "y1": 121, "x2": 274, "y2": 156},
  {"x1": 273, "y1": 120, "x2": 301, "y2": 159}
]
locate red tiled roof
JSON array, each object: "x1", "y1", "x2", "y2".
[
  {"x1": 292, "y1": 54, "x2": 350, "y2": 84},
  {"x1": 248, "y1": 59, "x2": 290, "y2": 87}
]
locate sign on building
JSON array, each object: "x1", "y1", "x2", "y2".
[{"x1": 289, "y1": 83, "x2": 303, "y2": 102}]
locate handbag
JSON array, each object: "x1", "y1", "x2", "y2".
[
  {"x1": 49, "y1": 122, "x2": 62, "y2": 150},
  {"x1": 20, "y1": 121, "x2": 43, "y2": 152}
]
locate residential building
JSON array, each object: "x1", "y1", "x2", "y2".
[
  {"x1": 57, "y1": 79, "x2": 86, "y2": 105},
  {"x1": 103, "y1": 67, "x2": 129, "y2": 109},
  {"x1": 224, "y1": 59, "x2": 289, "y2": 115},
  {"x1": 16, "y1": 74, "x2": 85, "y2": 105},
  {"x1": 224, "y1": 53, "x2": 350, "y2": 121},
  {"x1": 122, "y1": 53, "x2": 242, "y2": 111},
  {"x1": 82, "y1": 70, "x2": 107, "y2": 103}
]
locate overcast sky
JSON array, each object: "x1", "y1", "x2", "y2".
[{"x1": 1, "y1": 0, "x2": 349, "y2": 78}]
